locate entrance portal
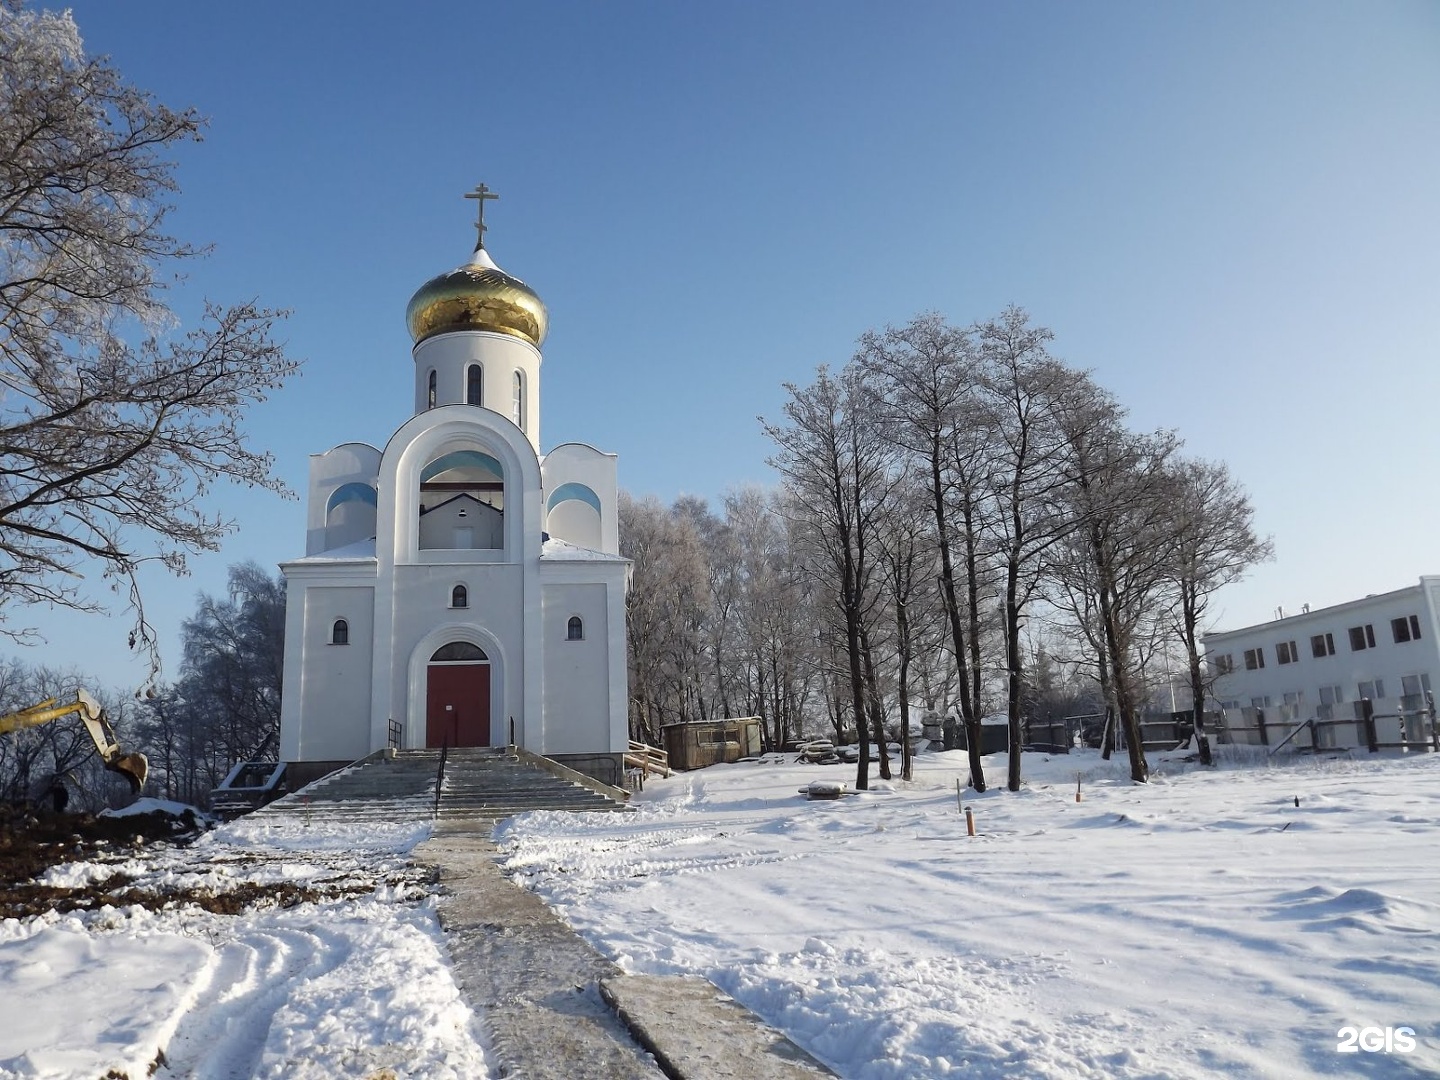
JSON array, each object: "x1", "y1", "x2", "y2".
[{"x1": 425, "y1": 642, "x2": 491, "y2": 748}]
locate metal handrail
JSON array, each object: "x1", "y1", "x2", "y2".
[{"x1": 434, "y1": 740, "x2": 449, "y2": 818}]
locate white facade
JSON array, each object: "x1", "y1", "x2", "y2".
[
  {"x1": 1203, "y1": 578, "x2": 1440, "y2": 721},
  {"x1": 278, "y1": 221, "x2": 630, "y2": 781}
]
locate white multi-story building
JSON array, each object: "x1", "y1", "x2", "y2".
[{"x1": 1203, "y1": 578, "x2": 1440, "y2": 724}]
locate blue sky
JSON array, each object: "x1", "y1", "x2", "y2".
[{"x1": 9, "y1": 1, "x2": 1440, "y2": 690}]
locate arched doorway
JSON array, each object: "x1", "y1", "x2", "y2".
[{"x1": 426, "y1": 641, "x2": 491, "y2": 747}]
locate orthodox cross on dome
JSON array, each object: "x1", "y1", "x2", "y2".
[{"x1": 464, "y1": 183, "x2": 500, "y2": 250}]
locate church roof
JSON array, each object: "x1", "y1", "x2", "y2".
[
  {"x1": 540, "y1": 537, "x2": 628, "y2": 563},
  {"x1": 406, "y1": 245, "x2": 547, "y2": 349},
  {"x1": 418, "y1": 492, "x2": 501, "y2": 517},
  {"x1": 282, "y1": 537, "x2": 378, "y2": 566}
]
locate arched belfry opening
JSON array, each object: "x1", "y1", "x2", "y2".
[
  {"x1": 426, "y1": 641, "x2": 491, "y2": 747},
  {"x1": 418, "y1": 449, "x2": 505, "y2": 550},
  {"x1": 325, "y1": 482, "x2": 378, "y2": 550}
]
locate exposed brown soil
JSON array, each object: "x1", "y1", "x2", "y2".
[
  {"x1": 0, "y1": 804, "x2": 427, "y2": 919},
  {"x1": 1, "y1": 804, "x2": 201, "y2": 877}
]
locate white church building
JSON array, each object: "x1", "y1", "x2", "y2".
[{"x1": 277, "y1": 186, "x2": 630, "y2": 785}]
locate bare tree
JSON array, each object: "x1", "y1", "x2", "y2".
[
  {"x1": 874, "y1": 467, "x2": 933, "y2": 781},
  {"x1": 0, "y1": 6, "x2": 298, "y2": 676},
  {"x1": 618, "y1": 493, "x2": 712, "y2": 740},
  {"x1": 1050, "y1": 389, "x2": 1183, "y2": 782},
  {"x1": 764, "y1": 366, "x2": 895, "y2": 790},
  {"x1": 857, "y1": 313, "x2": 996, "y2": 790},
  {"x1": 976, "y1": 307, "x2": 1084, "y2": 791},
  {"x1": 725, "y1": 487, "x2": 817, "y2": 748},
  {"x1": 1168, "y1": 458, "x2": 1272, "y2": 765},
  {"x1": 132, "y1": 561, "x2": 285, "y2": 802}
]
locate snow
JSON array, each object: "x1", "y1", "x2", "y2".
[
  {"x1": 0, "y1": 928, "x2": 209, "y2": 1079},
  {"x1": 495, "y1": 749, "x2": 1440, "y2": 1078},
  {"x1": 100, "y1": 797, "x2": 205, "y2": 820},
  {"x1": 0, "y1": 817, "x2": 489, "y2": 1080},
  {"x1": 5, "y1": 748, "x2": 1438, "y2": 1077},
  {"x1": 540, "y1": 536, "x2": 626, "y2": 561}
]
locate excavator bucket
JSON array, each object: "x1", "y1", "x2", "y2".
[{"x1": 105, "y1": 751, "x2": 149, "y2": 794}]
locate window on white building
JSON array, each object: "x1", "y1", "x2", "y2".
[
  {"x1": 1310, "y1": 633, "x2": 1335, "y2": 658},
  {"x1": 1212, "y1": 654, "x2": 1234, "y2": 675},
  {"x1": 1250, "y1": 695, "x2": 1271, "y2": 708},
  {"x1": 467, "y1": 364, "x2": 483, "y2": 406},
  {"x1": 331, "y1": 619, "x2": 349, "y2": 645},
  {"x1": 567, "y1": 615, "x2": 584, "y2": 641},
  {"x1": 1358, "y1": 679, "x2": 1386, "y2": 701},
  {"x1": 512, "y1": 370, "x2": 526, "y2": 431},
  {"x1": 1391, "y1": 615, "x2": 1422, "y2": 643},
  {"x1": 1244, "y1": 648, "x2": 1265, "y2": 670},
  {"x1": 427, "y1": 369, "x2": 437, "y2": 409},
  {"x1": 1276, "y1": 640, "x2": 1298, "y2": 665},
  {"x1": 1348, "y1": 624, "x2": 1376, "y2": 651},
  {"x1": 1400, "y1": 673, "x2": 1431, "y2": 709},
  {"x1": 452, "y1": 585, "x2": 468, "y2": 608},
  {"x1": 1317, "y1": 684, "x2": 1342, "y2": 720}
]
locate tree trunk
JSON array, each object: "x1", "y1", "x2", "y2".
[
  {"x1": 930, "y1": 449, "x2": 987, "y2": 792},
  {"x1": 1183, "y1": 585, "x2": 1214, "y2": 766},
  {"x1": 859, "y1": 622, "x2": 891, "y2": 781},
  {"x1": 897, "y1": 598, "x2": 914, "y2": 782}
]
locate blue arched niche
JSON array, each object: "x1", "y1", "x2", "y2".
[
  {"x1": 546, "y1": 482, "x2": 602, "y2": 515},
  {"x1": 326, "y1": 482, "x2": 378, "y2": 516},
  {"x1": 422, "y1": 450, "x2": 504, "y2": 482}
]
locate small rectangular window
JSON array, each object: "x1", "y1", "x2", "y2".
[
  {"x1": 1348, "y1": 624, "x2": 1375, "y2": 651},
  {"x1": 1212, "y1": 653, "x2": 1234, "y2": 675},
  {"x1": 1250, "y1": 695, "x2": 1272, "y2": 708},
  {"x1": 1392, "y1": 615, "x2": 1422, "y2": 643},
  {"x1": 1244, "y1": 647, "x2": 1265, "y2": 671},
  {"x1": 1276, "y1": 641, "x2": 1298, "y2": 665},
  {"x1": 1310, "y1": 633, "x2": 1335, "y2": 658},
  {"x1": 1318, "y1": 685, "x2": 1343, "y2": 706},
  {"x1": 1358, "y1": 679, "x2": 1386, "y2": 700}
]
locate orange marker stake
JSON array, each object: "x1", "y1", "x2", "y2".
[
  {"x1": 965, "y1": 806, "x2": 976, "y2": 837},
  {"x1": 1076, "y1": 774, "x2": 1083, "y2": 803}
]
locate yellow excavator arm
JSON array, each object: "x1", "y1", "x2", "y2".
[{"x1": 0, "y1": 690, "x2": 149, "y2": 794}]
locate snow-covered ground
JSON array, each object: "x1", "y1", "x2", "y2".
[
  {"x1": 0, "y1": 813, "x2": 489, "y2": 1080},
  {"x1": 497, "y1": 749, "x2": 1440, "y2": 1079},
  {"x1": 3, "y1": 748, "x2": 1437, "y2": 1078}
]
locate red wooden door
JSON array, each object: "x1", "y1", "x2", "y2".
[{"x1": 425, "y1": 664, "x2": 491, "y2": 748}]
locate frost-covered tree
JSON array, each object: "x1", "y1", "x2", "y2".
[
  {"x1": 133, "y1": 562, "x2": 284, "y2": 803},
  {"x1": 1167, "y1": 458, "x2": 1272, "y2": 765},
  {"x1": 857, "y1": 313, "x2": 997, "y2": 790},
  {"x1": 0, "y1": 5, "x2": 298, "y2": 676}
]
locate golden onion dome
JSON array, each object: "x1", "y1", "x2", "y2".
[{"x1": 406, "y1": 246, "x2": 548, "y2": 348}]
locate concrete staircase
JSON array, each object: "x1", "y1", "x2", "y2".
[
  {"x1": 436, "y1": 747, "x2": 629, "y2": 819},
  {"x1": 258, "y1": 746, "x2": 630, "y2": 826}
]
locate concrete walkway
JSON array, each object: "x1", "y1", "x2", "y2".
[{"x1": 416, "y1": 820, "x2": 836, "y2": 1080}]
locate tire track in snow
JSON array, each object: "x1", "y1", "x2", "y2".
[{"x1": 159, "y1": 920, "x2": 353, "y2": 1078}]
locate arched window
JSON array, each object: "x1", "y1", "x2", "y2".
[
  {"x1": 331, "y1": 618, "x2": 349, "y2": 645},
  {"x1": 427, "y1": 369, "x2": 437, "y2": 409},
  {"x1": 430, "y1": 641, "x2": 487, "y2": 662},
  {"x1": 512, "y1": 370, "x2": 525, "y2": 431},
  {"x1": 567, "y1": 615, "x2": 583, "y2": 641},
  {"x1": 467, "y1": 364, "x2": 483, "y2": 406},
  {"x1": 451, "y1": 584, "x2": 468, "y2": 608}
]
